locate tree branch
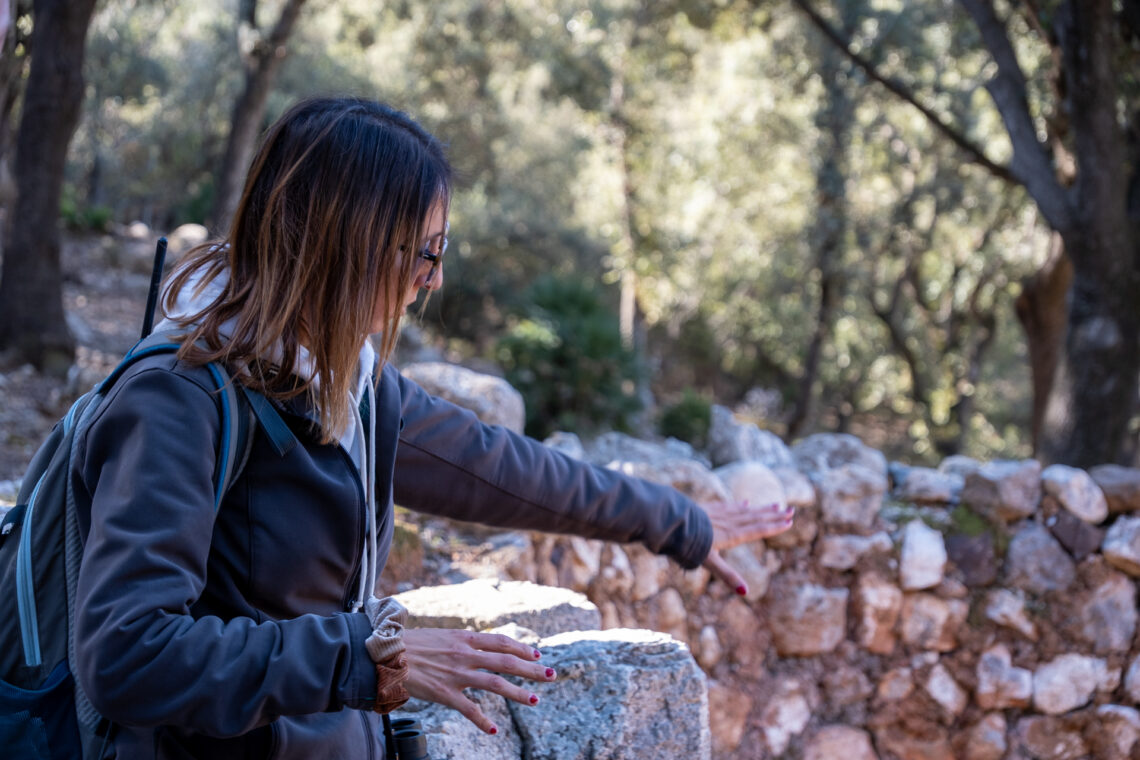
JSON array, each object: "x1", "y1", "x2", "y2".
[
  {"x1": 789, "y1": 0, "x2": 1018, "y2": 185},
  {"x1": 957, "y1": 0, "x2": 1072, "y2": 230}
]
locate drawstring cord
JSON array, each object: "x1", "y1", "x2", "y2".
[{"x1": 351, "y1": 381, "x2": 379, "y2": 613}]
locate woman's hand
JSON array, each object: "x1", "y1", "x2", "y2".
[
  {"x1": 700, "y1": 499, "x2": 794, "y2": 595},
  {"x1": 402, "y1": 627, "x2": 556, "y2": 735}
]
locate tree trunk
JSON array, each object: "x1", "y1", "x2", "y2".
[
  {"x1": 0, "y1": 0, "x2": 98, "y2": 373},
  {"x1": 209, "y1": 0, "x2": 307, "y2": 233},
  {"x1": 1035, "y1": 0, "x2": 1140, "y2": 466},
  {"x1": 1014, "y1": 233, "x2": 1072, "y2": 454}
]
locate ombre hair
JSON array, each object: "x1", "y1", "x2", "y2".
[{"x1": 163, "y1": 97, "x2": 451, "y2": 442}]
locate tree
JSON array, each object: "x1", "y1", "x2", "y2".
[
  {"x1": 0, "y1": 0, "x2": 99, "y2": 373},
  {"x1": 791, "y1": 0, "x2": 1140, "y2": 467},
  {"x1": 209, "y1": 0, "x2": 308, "y2": 232}
]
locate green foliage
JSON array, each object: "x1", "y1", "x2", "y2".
[
  {"x1": 495, "y1": 276, "x2": 641, "y2": 439},
  {"x1": 659, "y1": 390, "x2": 712, "y2": 449}
]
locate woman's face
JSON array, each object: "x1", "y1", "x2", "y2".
[{"x1": 371, "y1": 199, "x2": 447, "y2": 334}]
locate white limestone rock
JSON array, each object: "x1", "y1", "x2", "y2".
[
  {"x1": 893, "y1": 466, "x2": 964, "y2": 505},
  {"x1": 1033, "y1": 654, "x2": 1107, "y2": 715},
  {"x1": 1078, "y1": 569, "x2": 1137, "y2": 654},
  {"x1": 899, "y1": 520, "x2": 947, "y2": 590},
  {"x1": 855, "y1": 574, "x2": 902, "y2": 655},
  {"x1": 1103, "y1": 515, "x2": 1140, "y2": 576},
  {"x1": 813, "y1": 464, "x2": 887, "y2": 529},
  {"x1": 714, "y1": 461, "x2": 787, "y2": 517},
  {"x1": 402, "y1": 362, "x2": 526, "y2": 433},
  {"x1": 1090, "y1": 464, "x2": 1140, "y2": 514},
  {"x1": 792, "y1": 433, "x2": 888, "y2": 479},
  {"x1": 1004, "y1": 521, "x2": 1076, "y2": 593},
  {"x1": 975, "y1": 644, "x2": 1033, "y2": 710},
  {"x1": 963, "y1": 713, "x2": 1007, "y2": 760},
  {"x1": 758, "y1": 678, "x2": 815, "y2": 756},
  {"x1": 803, "y1": 726, "x2": 877, "y2": 760},
  {"x1": 960, "y1": 459, "x2": 1042, "y2": 522},
  {"x1": 984, "y1": 589, "x2": 1038, "y2": 641},
  {"x1": 772, "y1": 466, "x2": 816, "y2": 507},
  {"x1": 542, "y1": 431, "x2": 585, "y2": 461},
  {"x1": 707, "y1": 405, "x2": 795, "y2": 468},
  {"x1": 818, "y1": 532, "x2": 892, "y2": 570},
  {"x1": 924, "y1": 663, "x2": 968, "y2": 717},
  {"x1": 608, "y1": 458, "x2": 731, "y2": 505},
  {"x1": 1042, "y1": 464, "x2": 1108, "y2": 523},
  {"x1": 395, "y1": 579, "x2": 600, "y2": 637},
  {"x1": 768, "y1": 578, "x2": 849, "y2": 656},
  {"x1": 900, "y1": 594, "x2": 967, "y2": 652}
]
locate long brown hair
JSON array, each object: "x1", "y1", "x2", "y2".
[{"x1": 164, "y1": 97, "x2": 451, "y2": 442}]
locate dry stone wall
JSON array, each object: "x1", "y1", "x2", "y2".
[{"x1": 486, "y1": 411, "x2": 1140, "y2": 760}]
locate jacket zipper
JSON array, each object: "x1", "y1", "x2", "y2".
[{"x1": 334, "y1": 445, "x2": 368, "y2": 611}]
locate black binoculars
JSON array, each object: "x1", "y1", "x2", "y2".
[{"x1": 385, "y1": 716, "x2": 429, "y2": 760}]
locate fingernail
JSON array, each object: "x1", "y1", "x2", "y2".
[
  {"x1": 736, "y1": 584, "x2": 748, "y2": 596},
  {"x1": 545, "y1": 668, "x2": 556, "y2": 679},
  {"x1": 488, "y1": 725, "x2": 498, "y2": 735},
  {"x1": 529, "y1": 693, "x2": 539, "y2": 705},
  {"x1": 533, "y1": 649, "x2": 541, "y2": 659}
]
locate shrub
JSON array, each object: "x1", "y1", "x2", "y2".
[
  {"x1": 659, "y1": 389, "x2": 712, "y2": 449},
  {"x1": 495, "y1": 275, "x2": 642, "y2": 439}
]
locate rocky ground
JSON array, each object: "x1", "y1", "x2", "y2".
[{"x1": 0, "y1": 233, "x2": 154, "y2": 484}]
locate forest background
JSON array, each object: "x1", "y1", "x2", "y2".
[{"x1": 0, "y1": 0, "x2": 1137, "y2": 471}]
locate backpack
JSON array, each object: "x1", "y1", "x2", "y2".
[{"x1": 0, "y1": 239, "x2": 293, "y2": 759}]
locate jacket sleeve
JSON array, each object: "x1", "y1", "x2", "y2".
[
  {"x1": 72, "y1": 365, "x2": 376, "y2": 736},
  {"x1": 390, "y1": 368, "x2": 713, "y2": 569}
]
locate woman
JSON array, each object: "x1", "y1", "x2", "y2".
[{"x1": 72, "y1": 97, "x2": 793, "y2": 759}]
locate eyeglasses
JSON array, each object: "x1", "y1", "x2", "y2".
[{"x1": 415, "y1": 233, "x2": 448, "y2": 287}]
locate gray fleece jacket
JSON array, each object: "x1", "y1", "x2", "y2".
[{"x1": 71, "y1": 352, "x2": 712, "y2": 759}]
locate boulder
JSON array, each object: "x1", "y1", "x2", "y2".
[
  {"x1": 1013, "y1": 716, "x2": 1088, "y2": 760},
  {"x1": 401, "y1": 362, "x2": 525, "y2": 433},
  {"x1": 714, "y1": 461, "x2": 787, "y2": 512},
  {"x1": 900, "y1": 594, "x2": 967, "y2": 652},
  {"x1": 818, "y1": 532, "x2": 892, "y2": 571},
  {"x1": 1095, "y1": 705, "x2": 1140, "y2": 760},
  {"x1": 707, "y1": 405, "x2": 795, "y2": 468},
  {"x1": 792, "y1": 433, "x2": 888, "y2": 479},
  {"x1": 1103, "y1": 515, "x2": 1140, "y2": 576},
  {"x1": 1077, "y1": 569, "x2": 1137, "y2": 654},
  {"x1": 959, "y1": 459, "x2": 1042, "y2": 522},
  {"x1": 963, "y1": 713, "x2": 1007, "y2": 760},
  {"x1": 813, "y1": 464, "x2": 887, "y2": 529},
  {"x1": 1032, "y1": 654, "x2": 1107, "y2": 715},
  {"x1": 975, "y1": 644, "x2": 1033, "y2": 710},
  {"x1": 983, "y1": 589, "x2": 1037, "y2": 641},
  {"x1": 767, "y1": 578, "x2": 848, "y2": 656},
  {"x1": 924, "y1": 663, "x2": 968, "y2": 718},
  {"x1": 1042, "y1": 464, "x2": 1108, "y2": 523},
  {"x1": 893, "y1": 466, "x2": 964, "y2": 505},
  {"x1": 1090, "y1": 464, "x2": 1140, "y2": 513},
  {"x1": 804, "y1": 725, "x2": 877, "y2": 760},
  {"x1": 1004, "y1": 522, "x2": 1076, "y2": 593},
  {"x1": 395, "y1": 579, "x2": 600, "y2": 637},
  {"x1": 855, "y1": 573, "x2": 902, "y2": 655},
  {"x1": 899, "y1": 520, "x2": 947, "y2": 590},
  {"x1": 758, "y1": 678, "x2": 816, "y2": 756},
  {"x1": 607, "y1": 459, "x2": 730, "y2": 505},
  {"x1": 513, "y1": 629, "x2": 711, "y2": 760}
]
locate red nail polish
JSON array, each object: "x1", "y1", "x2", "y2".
[
  {"x1": 545, "y1": 668, "x2": 556, "y2": 678},
  {"x1": 533, "y1": 649, "x2": 541, "y2": 659},
  {"x1": 736, "y1": 584, "x2": 748, "y2": 596},
  {"x1": 488, "y1": 725, "x2": 498, "y2": 735},
  {"x1": 529, "y1": 694, "x2": 539, "y2": 705}
]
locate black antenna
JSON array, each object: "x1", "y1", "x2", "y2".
[{"x1": 140, "y1": 237, "x2": 168, "y2": 339}]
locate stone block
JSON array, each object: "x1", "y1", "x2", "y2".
[
  {"x1": 1090, "y1": 464, "x2": 1140, "y2": 514},
  {"x1": 1103, "y1": 515, "x2": 1140, "y2": 576},
  {"x1": 900, "y1": 593, "x2": 967, "y2": 652},
  {"x1": 855, "y1": 573, "x2": 902, "y2": 655},
  {"x1": 804, "y1": 725, "x2": 877, "y2": 760},
  {"x1": 899, "y1": 519, "x2": 947, "y2": 590},
  {"x1": 813, "y1": 464, "x2": 887, "y2": 529},
  {"x1": 818, "y1": 532, "x2": 892, "y2": 570},
  {"x1": 975, "y1": 644, "x2": 1032, "y2": 710},
  {"x1": 1033, "y1": 654, "x2": 1107, "y2": 715},
  {"x1": 893, "y1": 466, "x2": 964, "y2": 505},
  {"x1": 768, "y1": 578, "x2": 848, "y2": 656},
  {"x1": 708, "y1": 405, "x2": 795, "y2": 468},
  {"x1": 1004, "y1": 521, "x2": 1076, "y2": 593},
  {"x1": 402, "y1": 362, "x2": 525, "y2": 433},
  {"x1": 960, "y1": 459, "x2": 1042, "y2": 522},
  {"x1": 1013, "y1": 716, "x2": 1088, "y2": 760},
  {"x1": 1042, "y1": 464, "x2": 1108, "y2": 523},
  {"x1": 395, "y1": 579, "x2": 600, "y2": 637}
]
